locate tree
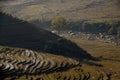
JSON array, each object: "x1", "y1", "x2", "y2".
[
  {"x1": 108, "y1": 26, "x2": 117, "y2": 35},
  {"x1": 116, "y1": 28, "x2": 120, "y2": 46},
  {"x1": 51, "y1": 17, "x2": 67, "y2": 30}
]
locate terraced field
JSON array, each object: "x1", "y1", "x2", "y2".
[
  {"x1": 1, "y1": 38, "x2": 120, "y2": 80},
  {"x1": 0, "y1": 46, "x2": 80, "y2": 79}
]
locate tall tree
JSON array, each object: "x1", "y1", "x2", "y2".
[{"x1": 51, "y1": 17, "x2": 67, "y2": 30}]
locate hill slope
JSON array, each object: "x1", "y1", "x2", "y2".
[
  {"x1": 0, "y1": 0, "x2": 120, "y2": 21},
  {"x1": 0, "y1": 46, "x2": 80, "y2": 77},
  {"x1": 0, "y1": 12, "x2": 92, "y2": 59}
]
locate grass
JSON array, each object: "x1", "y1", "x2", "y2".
[
  {"x1": 1, "y1": 0, "x2": 120, "y2": 22},
  {"x1": 70, "y1": 39, "x2": 120, "y2": 59},
  {"x1": 70, "y1": 38, "x2": 120, "y2": 80},
  {"x1": 20, "y1": 5, "x2": 45, "y2": 18}
]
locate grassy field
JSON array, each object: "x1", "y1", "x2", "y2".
[
  {"x1": 3, "y1": 38, "x2": 120, "y2": 80},
  {"x1": 69, "y1": 38, "x2": 120, "y2": 80},
  {"x1": 70, "y1": 39, "x2": 120, "y2": 60}
]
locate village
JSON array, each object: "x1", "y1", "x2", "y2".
[{"x1": 51, "y1": 30, "x2": 117, "y2": 44}]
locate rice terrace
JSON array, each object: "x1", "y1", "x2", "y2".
[{"x1": 0, "y1": 0, "x2": 120, "y2": 80}]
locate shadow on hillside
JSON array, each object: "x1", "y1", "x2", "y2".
[
  {"x1": 81, "y1": 60, "x2": 103, "y2": 67},
  {"x1": 0, "y1": 12, "x2": 94, "y2": 60},
  {"x1": 102, "y1": 58, "x2": 120, "y2": 62}
]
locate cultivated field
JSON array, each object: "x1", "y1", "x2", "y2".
[{"x1": 2, "y1": 38, "x2": 120, "y2": 80}]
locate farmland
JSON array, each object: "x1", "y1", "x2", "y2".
[{"x1": 2, "y1": 38, "x2": 120, "y2": 80}]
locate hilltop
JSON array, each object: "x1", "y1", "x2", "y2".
[{"x1": 0, "y1": 0, "x2": 120, "y2": 22}]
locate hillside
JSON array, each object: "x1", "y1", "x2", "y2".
[
  {"x1": 1, "y1": 39, "x2": 120, "y2": 80},
  {"x1": 0, "y1": 46, "x2": 80, "y2": 78},
  {"x1": 0, "y1": 0, "x2": 120, "y2": 22},
  {"x1": 0, "y1": 12, "x2": 92, "y2": 59}
]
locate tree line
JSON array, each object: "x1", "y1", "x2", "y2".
[{"x1": 50, "y1": 17, "x2": 120, "y2": 36}]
